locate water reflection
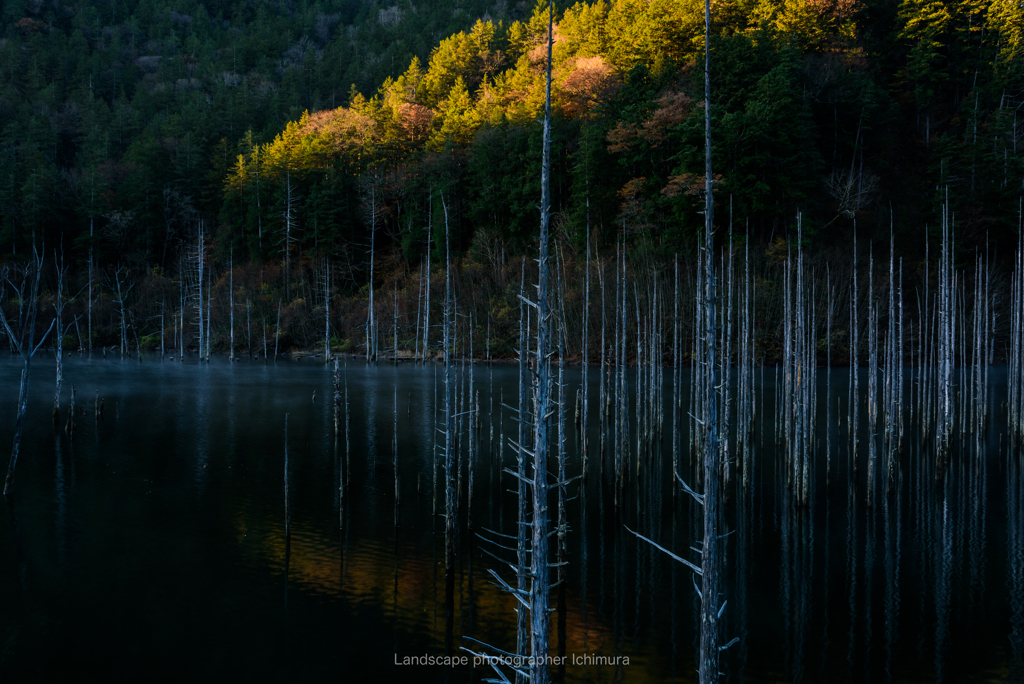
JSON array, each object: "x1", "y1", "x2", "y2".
[
  {"x1": 0, "y1": 356, "x2": 1019, "y2": 682},
  {"x1": 1010, "y1": 451, "x2": 1024, "y2": 681}
]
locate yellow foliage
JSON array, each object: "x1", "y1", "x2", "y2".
[
  {"x1": 750, "y1": 0, "x2": 852, "y2": 48},
  {"x1": 428, "y1": 77, "x2": 483, "y2": 149},
  {"x1": 605, "y1": 0, "x2": 705, "y2": 68},
  {"x1": 989, "y1": 0, "x2": 1024, "y2": 63}
]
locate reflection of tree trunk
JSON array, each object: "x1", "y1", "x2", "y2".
[
  {"x1": 851, "y1": 233, "x2": 859, "y2": 473},
  {"x1": 845, "y1": 474, "x2": 858, "y2": 676},
  {"x1": 557, "y1": 332, "x2": 567, "y2": 684},
  {"x1": 1009, "y1": 457, "x2": 1024, "y2": 679},
  {"x1": 5, "y1": 496, "x2": 30, "y2": 625},
  {"x1": 394, "y1": 387, "x2": 399, "y2": 526},
  {"x1": 283, "y1": 414, "x2": 291, "y2": 616},
  {"x1": 445, "y1": 568, "x2": 455, "y2": 657},
  {"x1": 516, "y1": 259, "x2": 530, "y2": 684},
  {"x1": 4, "y1": 369, "x2": 31, "y2": 495},
  {"x1": 65, "y1": 386, "x2": 76, "y2": 436},
  {"x1": 935, "y1": 487, "x2": 952, "y2": 682},
  {"x1": 882, "y1": 490, "x2": 901, "y2": 680}
]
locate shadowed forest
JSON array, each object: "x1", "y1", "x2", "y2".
[{"x1": 1, "y1": 0, "x2": 1022, "y2": 353}]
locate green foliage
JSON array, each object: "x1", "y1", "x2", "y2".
[
  {"x1": 3, "y1": 0, "x2": 1024, "y2": 295},
  {"x1": 898, "y1": 0, "x2": 952, "y2": 101}
]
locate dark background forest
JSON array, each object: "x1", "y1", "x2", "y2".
[{"x1": 1, "y1": 0, "x2": 1022, "y2": 356}]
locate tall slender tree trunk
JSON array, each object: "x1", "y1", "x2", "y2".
[
  {"x1": 699, "y1": 0, "x2": 722, "y2": 676},
  {"x1": 325, "y1": 259, "x2": 331, "y2": 363},
  {"x1": 53, "y1": 252, "x2": 66, "y2": 425},
  {"x1": 283, "y1": 168, "x2": 295, "y2": 302},
  {"x1": 88, "y1": 211, "x2": 93, "y2": 352},
  {"x1": 206, "y1": 260, "x2": 212, "y2": 361},
  {"x1": 582, "y1": 230, "x2": 590, "y2": 473},
  {"x1": 197, "y1": 221, "x2": 205, "y2": 360},
  {"x1": 515, "y1": 258, "x2": 530, "y2": 682},
  {"x1": 442, "y1": 195, "x2": 456, "y2": 575},
  {"x1": 424, "y1": 199, "x2": 432, "y2": 363},
  {"x1": 369, "y1": 184, "x2": 377, "y2": 364},
  {"x1": 529, "y1": 9, "x2": 555, "y2": 682},
  {"x1": 230, "y1": 250, "x2": 234, "y2": 361},
  {"x1": 275, "y1": 299, "x2": 281, "y2": 360}
]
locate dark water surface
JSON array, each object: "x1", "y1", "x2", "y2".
[{"x1": 0, "y1": 354, "x2": 1021, "y2": 682}]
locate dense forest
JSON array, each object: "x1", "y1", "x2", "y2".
[{"x1": 1, "y1": 0, "x2": 1022, "y2": 354}]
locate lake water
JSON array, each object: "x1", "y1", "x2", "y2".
[{"x1": 0, "y1": 354, "x2": 1020, "y2": 682}]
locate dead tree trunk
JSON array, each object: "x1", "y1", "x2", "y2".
[
  {"x1": 323, "y1": 258, "x2": 331, "y2": 363},
  {"x1": 442, "y1": 195, "x2": 456, "y2": 575},
  {"x1": 936, "y1": 196, "x2": 954, "y2": 478},
  {"x1": 2, "y1": 246, "x2": 56, "y2": 495},
  {"x1": 88, "y1": 191, "x2": 94, "y2": 352},
  {"x1": 109, "y1": 265, "x2": 134, "y2": 357},
  {"x1": 53, "y1": 249, "x2": 70, "y2": 425},
  {"x1": 282, "y1": 169, "x2": 298, "y2": 302},
  {"x1": 229, "y1": 250, "x2": 235, "y2": 361},
  {"x1": 529, "y1": 9, "x2": 555, "y2": 681},
  {"x1": 698, "y1": 0, "x2": 723, "y2": 676},
  {"x1": 515, "y1": 258, "x2": 531, "y2": 680},
  {"x1": 423, "y1": 199, "x2": 432, "y2": 363}
]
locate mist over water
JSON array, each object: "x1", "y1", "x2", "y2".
[{"x1": 0, "y1": 354, "x2": 1019, "y2": 682}]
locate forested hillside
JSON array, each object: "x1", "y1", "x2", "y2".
[
  {"x1": 1, "y1": 0, "x2": 1023, "y2": 353},
  {"x1": 0, "y1": 0, "x2": 501, "y2": 257}
]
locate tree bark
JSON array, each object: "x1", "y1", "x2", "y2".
[
  {"x1": 529, "y1": 8, "x2": 555, "y2": 681},
  {"x1": 699, "y1": 0, "x2": 721, "y2": 675}
]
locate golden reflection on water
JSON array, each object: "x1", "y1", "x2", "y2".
[{"x1": 233, "y1": 509, "x2": 675, "y2": 682}]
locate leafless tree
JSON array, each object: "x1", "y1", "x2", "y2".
[
  {"x1": 280, "y1": 169, "x2": 299, "y2": 301},
  {"x1": 52, "y1": 247, "x2": 83, "y2": 424},
  {"x1": 1, "y1": 247, "x2": 56, "y2": 495}
]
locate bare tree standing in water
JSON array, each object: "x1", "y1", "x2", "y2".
[
  {"x1": 627, "y1": 0, "x2": 733, "y2": 677},
  {"x1": 2, "y1": 247, "x2": 56, "y2": 495}
]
